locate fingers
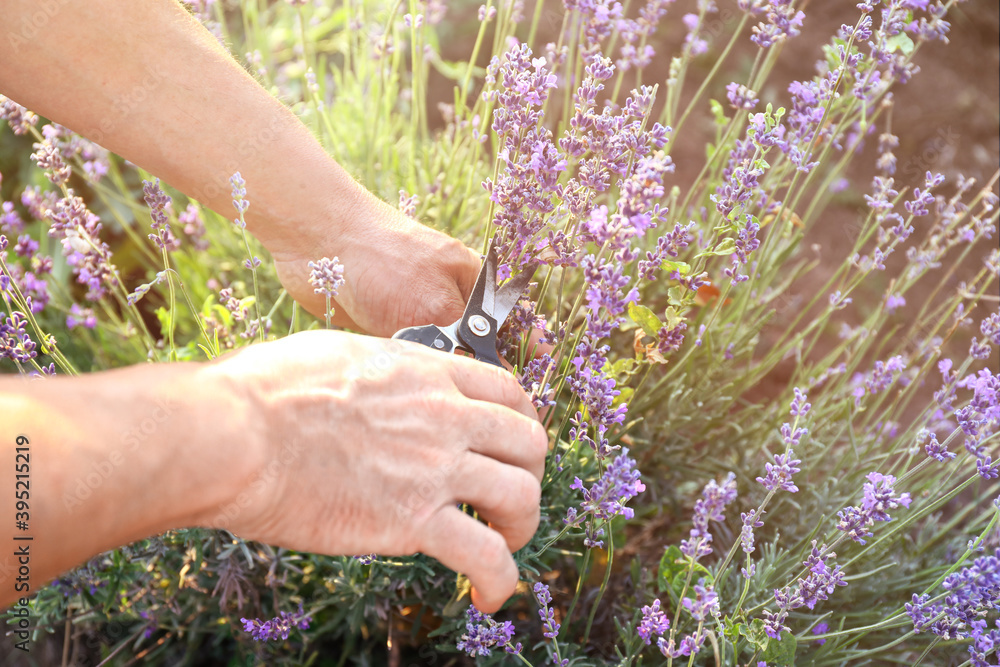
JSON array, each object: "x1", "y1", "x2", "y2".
[
  {"x1": 445, "y1": 354, "x2": 540, "y2": 422},
  {"x1": 452, "y1": 453, "x2": 541, "y2": 552},
  {"x1": 455, "y1": 244, "x2": 482, "y2": 304},
  {"x1": 421, "y1": 506, "x2": 520, "y2": 614},
  {"x1": 456, "y1": 402, "x2": 547, "y2": 481}
]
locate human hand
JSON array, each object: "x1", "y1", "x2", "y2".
[
  {"x1": 201, "y1": 330, "x2": 548, "y2": 613},
  {"x1": 270, "y1": 189, "x2": 481, "y2": 337}
]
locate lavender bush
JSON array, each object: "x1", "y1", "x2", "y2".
[{"x1": 2, "y1": 0, "x2": 997, "y2": 664}]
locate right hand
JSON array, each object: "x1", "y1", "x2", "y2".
[{"x1": 200, "y1": 330, "x2": 548, "y2": 613}]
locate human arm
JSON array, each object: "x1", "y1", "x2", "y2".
[
  {"x1": 0, "y1": 0, "x2": 479, "y2": 335},
  {"x1": 0, "y1": 331, "x2": 547, "y2": 613}
]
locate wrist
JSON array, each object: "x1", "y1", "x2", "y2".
[{"x1": 172, "y1": 360, "x2": 269, "y2": 532}]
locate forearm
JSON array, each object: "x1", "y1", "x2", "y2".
[
  {"x1": 0, "y1": 0, "x2": 373, "y2": 260},
  {"x1": 0, "y1": 364, "x2": 257, "y2": 607}
]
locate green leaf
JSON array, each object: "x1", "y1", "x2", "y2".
[
  {"x1": 614, "y1": 386, "x2": 634, "y2": 408},
  {"x1": 662, "y1": 306, "x2": 684, "y2": 329},
  {"x1": 628, "y1": 303, "x2": 663, "y2": 337},
  {"x1": 610, "y1": 357, "x2": 640, "y2": 378},
  {"x1": 657, "y1": 546, "x2": 715, "y2": 600},
  {"x1": 661, "y1": 259, "x2": 691, "y2": 275},
  {"x1": 762, "y1": 629, "x2": 798, "y2": 666},
  {"x1": 657, "y1": 546, "x2": 687, "y2": 594},
  {"x1": 886, "y1": 33, "x2": 915, "y2": 55},
  {"x1": 666, "y1": 286, "x2": 687, "y2": 307},
  {"x1": 710, "y1": 98, "x2": 728, "y2": 126},
  {"x1": 741, "y1": 619, "x2": 769, "y2": 651},
  {"x1": 697, "y1": 237, "x2": 737, "y2": 257},
  {"x1": 722, "y1": 617, "x2": 742, "y2": 642}
]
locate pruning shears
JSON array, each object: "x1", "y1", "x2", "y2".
[{"x1": 391, "y1": 238, "x2": 537, "y2": 368}]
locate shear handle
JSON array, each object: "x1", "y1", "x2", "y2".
[{"x1": 391, "y1": 324, "x2": 457, "y2": 353}]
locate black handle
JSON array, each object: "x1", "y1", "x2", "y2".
[{"x1": 391, "y1": 325, "x2": 456, "y2": 353}]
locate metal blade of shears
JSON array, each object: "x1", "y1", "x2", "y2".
[{"x1": 490, "y1": 260, "x2": 538, "y2": 328}]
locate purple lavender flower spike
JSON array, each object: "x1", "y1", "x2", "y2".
[
  {"x1": 143, "y1": 179, "x2": 180, "y2": 252},
  {"x1": 681, "y1": 580, "x2": 719, "y2": 621},
  {"x1": 0, "y1": 311, "x2": 37, "y2": 364},
  {"x1": 680, "y1": 472, "x2": 738, "y2": 561},
  {"x1": 567, "y1": 447, "x2": 645, "y2": 548},
  {"x1": 534, "y1": 582, "x2": 560, "y2": 639},
  {"x1": 230, "y1": 172, "x2": 249, "y2": 223},
  {"x1": 307, "y1": 257, "x2": 345, "y2": 297},
  {"x1": 918, "y1": 428, "x2": 955, "y2": 462},
  {"x1": 456, "y1": 606, "x2": 521, "y2": 656},
  {"x1": 906, "y1": 548, "x2": 1000, "y2": 666},
  {"x1": 756, "y1": 452, "x2": 802, "y2": 493},
  {"x1": 66, "y1": 304, "x2": 97, "y2": 330},
  {"x1": 638, "y1": 598, "x2": 670, "y2": 645},
  {"x1": 837, "y1": 471, "x2": 911, "y2": 544},
  {"x1": 240, "y1": 604, "x2": 311, "y2": 642}
]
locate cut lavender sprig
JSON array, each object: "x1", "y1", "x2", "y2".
[{"x1": 240, "y1": 604, "x2": 310, "y2": 642}]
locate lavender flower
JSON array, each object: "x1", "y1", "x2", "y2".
[
  {"x1": 566, "y1": 448, "x2": 645, "y2": 548},
  {"x1": 740, "y1": 509, "x2": 765, "y2": 574},
  {"x1": 398, "y1": 189, "x2": 419, "y2": 218},
  {"x1": 680, "y1": 472, "x2": 737, "y2": 560},
  {"x1": 230, "y1": 172, "x2": 249, "y2": 221},
  {"x1": 656, "y1": 321, "x2": 686, "y2": 356},
  {"x1": 218, "y1": 286, "x2": 267, "y2": 340},
  {"x1": 0, "y1": 95, "x2": 39, "y2": 135},
  {"x1": 918, "y1": 428, "x2": 955, "y2": 462},
  {"x1": 853, "y1": 355, "x2": 907, "y2": 406},
  {"x1": 906, "y1": 548, "x2": 999, "y2": 667},
  {"x1": 534, "y1": 582, "x2": 560, "y2": 639},
  {"x1": 1, "y1": 201, "x2": 25, "y2": 234},
  {"x1": 682, "y1": 12, "x2": 709, "y2": 57},
  {"x1": 756, "y1": 452, "x2": 802, "y2": 493},
  {"x1": 143, "y1": 179, "x2": 179, "y2": 252},
  {"x1": 455, "y1": 606, "x2": 521, "y2": 656},
  {"x1": 519, "y1": 354, "x2": 556, "y2": 409},
  {"x1": 885, "y1": 293, "x2": 906, "y2": 313},
  {"x1": 798, "y1": 543, "x2": 848, "y2": 610},
  {"x1": 637, "y1": 598, "x2": 670, "y2": 645},
  {"x1": 0, "y1": 311, "x2": 37, "y2": 364},
  {"x1": 308, "y1": 257, "x2": 345, "y2": 297},
  {"x1": 681, "y1": 580, "x2": 719, "y2": 621},
  {"x1": 955, "y1": 368, "x2": 999, "y2": 456},
  {"x1": 726, "y1": 82, "x2": 759, "y2": 110},
  {"x1": 127, "y1": 271, "x2": 167, "y2": 307},
  {"x1": 179, "y1": 203, "x2": 208, "y2": 250},
  {"x1": 749, "y1": 0, "x2": 805, "y2": 48},
  {"x1": 30, "y1": 139, "x2": 71, "y2": 187},
  {"x1": 240, "y1": 604, "x2": 310, "y2": 642},
  {"x1": 638, "y1": 222, "x2": 695, "y2": 280},
  {"x1": 46, "y1": 190, "x2": 119, "y2": 301},
  {"x1": 836, "y1": 472, "x2": 912, "y2": 544},
  {"x1": 14, "y1": 235, "x2": 39, "y2": 258},
  {"x1": 66, "y1": 304, "x2": 96, "y2": 330},
  {"x1": 763, "y1": 542, "x2": 847, "y2": 639}
]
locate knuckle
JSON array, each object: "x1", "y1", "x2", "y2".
[{"x1": 422, "y1": 286, "x2": 465, "y2": 324}]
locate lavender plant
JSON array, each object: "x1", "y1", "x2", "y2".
[{"x1": 1, "y1": 0, "x2": 997, "y2": 664}]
